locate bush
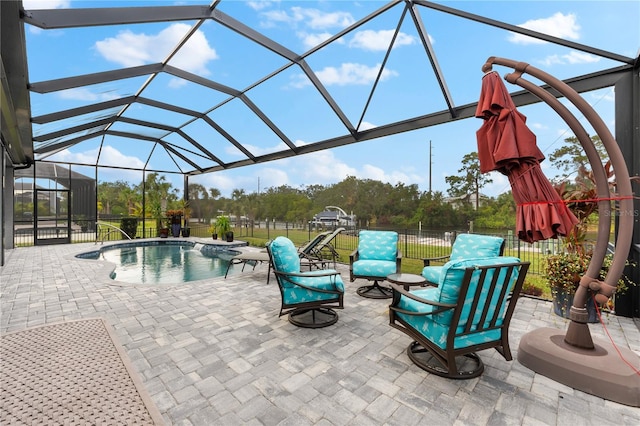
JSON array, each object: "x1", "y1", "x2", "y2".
[{"x1": 120, "y1": 217, "x2": 138, "y2": 239}]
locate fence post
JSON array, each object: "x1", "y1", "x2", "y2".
[{"x1": 404, "y1": 229, "x2": 408, "y2": 259}]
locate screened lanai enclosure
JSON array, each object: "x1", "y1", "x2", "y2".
[{"x1": 1, "y1": 1, "x2": 639, "y2": 305}]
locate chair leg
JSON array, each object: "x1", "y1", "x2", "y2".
[
  {"x1": 288, "y1": 308, "x2": 339, "y2": 328},
  {"x1": 407, "y1": 341, "x2": 484, "y2": 379},
  {"x1": 357, "y1": 280, "x2": 392, "y2": 299}
]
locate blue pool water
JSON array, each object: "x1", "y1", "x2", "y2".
[{"x1": 77, "y1": 241, "x2": 241, "y2": 285}]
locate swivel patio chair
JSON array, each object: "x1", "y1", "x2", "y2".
[
  {"x1": 349, "y1": 230, "x2": 401, "y2": 299},
  {"x1": 267, "y1": 236, "x2": 345, "y2": 328},
  {"x1": 389, "y1": 256, "x2": 529, "y2": 379},
  {"x1": 422, "y1": 233, "x2": 505, "y2": 286}
]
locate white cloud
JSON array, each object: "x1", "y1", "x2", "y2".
[
  {"x1": 247, "y1": 1, "x2": 277, "y2": 12},
  {"x1": 292, "y1": 7, "x2": 355, "y2": 30},
  {"x1": 46, "y1": 145, "x2": 145, "y2": 180},
  {"x1": 482, "y1": 172, "x2": 511, "y2": 196},
  {"x1": 94, "y1": 24, "x2": 218, "y2": 75},
  {"x1": 563, "y1": 51, "x2": 600, "y2": 64},
  {"x1": 358, "y1": 121, "x2": 377, "y2": 131},
  {"x1": 227, "y1": 141, "x2": 290, "y2": 157},
  {"x1": 258, "y1": 167, "x2": 290, "y2": 188},
  {"x1": 530, "y1": 122, "x2": 548, "y2": 131},
  {"x1": 360, "y1": 164, "x2": 424, "y2": 187},
  {"x1": 295, "y1": 150, "x2": 357, "y2": 182},
  {"x1": 261, "y1": 6, "x2": 354, "y2": 30},
  {"x1": 298, "y1": 31, "x2": 344, "y2": 50},
  {"x1": 539, "y1": 50, "x2": 600, "y2": 66},
  {"x1": 348, "y1": 29, "x2": 416, "y2": 51},
  {"x1": 309, "y1": 63, "x2": 398, "y2": 87},
  {"x1": 508, "y1": 12, "x2": 580, "y2": 45},
  {"x1": 57, "y1": 87, "x2": 121, "y2": 102},
  {"x1": 289, "y1": 62, "x2": 398, "y2": 88}
]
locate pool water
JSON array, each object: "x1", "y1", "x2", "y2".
[{"x1": 79, "y1": 243, "x2": 240, "y2": 285}]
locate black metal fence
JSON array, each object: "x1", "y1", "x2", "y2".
[{"x1": 13, "y1": 219, "x2": 558, "y2": 275}]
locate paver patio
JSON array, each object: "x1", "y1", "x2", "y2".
[{"x1": 1, "y1": 240, "x2": 639, "y2": 425}]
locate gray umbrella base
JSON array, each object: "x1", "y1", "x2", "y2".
[{"x1": 517, "y1": 327, "x2": 640, "y2": 407}]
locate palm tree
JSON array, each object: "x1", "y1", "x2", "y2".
[
  {"x1": 188, "y1": 183, "x2": 208, "y2": 222},
  {"x1": 231, "y1": 188, "x2": 246, "y2": 228}
]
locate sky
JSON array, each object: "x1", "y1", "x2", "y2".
[{"x1": 22, "y1": 0, "x2": 640, "y2": 198}]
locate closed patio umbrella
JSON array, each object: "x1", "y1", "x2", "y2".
[{"x1": 475, "y1": 71, "x2": 578, "y2": 243}]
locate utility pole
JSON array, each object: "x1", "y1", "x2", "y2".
[{"x1": 429, "y1": 140, "x2": 432, "y2": 194}]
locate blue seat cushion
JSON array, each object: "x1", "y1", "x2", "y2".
[
  {"x1": 352, "y1": 259, "x2": 398, "y2": 279},
  {"x1": 421, "y1": 265, "x2": 442, "y2": 284},
  {"x1": 282, "y1": 269, "x2": 344, "y2": 304},
  {"x1": 357, "y1": 230, "x2": 398, "y2": 262}
]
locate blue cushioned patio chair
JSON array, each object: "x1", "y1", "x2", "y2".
[
  {"x1": 422, "y1": 234, "x2": 505, "y2": 286},
  {"x1": 349, "y1": 230, "x2": 401, "y2": 299},
  {"x1": 267, "y1": 236, "x2": 345, "y2": 328},
  {"x1": 389, "y1": 256, "x2": 529, "y2": 379}
]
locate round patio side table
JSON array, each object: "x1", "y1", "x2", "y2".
[{"x1": 386, "y1": 273, "x2": 428, "y2": 291}]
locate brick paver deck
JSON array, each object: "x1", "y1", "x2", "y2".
[{"x1": 1, "y1": 241, "x2": 639, "y2": 425}]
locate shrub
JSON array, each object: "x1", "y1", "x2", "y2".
[{"x1": 120, "y1": 217, "x2": 138, "y2": 239}]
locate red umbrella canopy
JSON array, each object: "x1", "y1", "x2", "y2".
[{"x1": 476, "y1": 71, "x2": 578, "y2": 243}]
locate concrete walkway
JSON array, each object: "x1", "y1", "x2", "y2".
[{"x1": 2, "y1": 241, "x2": 639, "y2": 425}]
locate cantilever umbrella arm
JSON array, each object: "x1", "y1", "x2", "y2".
[
  {"x1": 482, "y1": 57, "x2": 634, "y2": 305},
  {"x1": 482, "y1": 57, "x2": 640, "y2": 407}
]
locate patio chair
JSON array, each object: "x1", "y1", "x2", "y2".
[
  {"x1": 300, "y1": 227, "x2": 346, "y2": 267},
  {"x1": 389, "y1": 256, "x2": 529, "y2": 379},
  {"x1": 298, "y1": 231, "x2": 331, "y2": 257},
  {"x1": 267, "y1": 236, "x2": 345, "y2": 328},
  {"x1": 224, "y1": 250, "x2": 272, "y2": 283},
  {"x1": 349, "y1": 230, "x2": 401, "y2": 299},
  {"x1": 422, "y1": 234, "x2": 505, "y2": 286}
]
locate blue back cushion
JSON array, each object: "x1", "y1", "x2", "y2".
[
  {"x1": 450, "y1": 234, "x2": 504, "y2": 262},
  {"x1": 269, "y1": 236, "x2": 300, "y2": 274},
  {"x1": 358, "y1": 230, "x2": 398, "y2": 261},
  {"x1": 436, "y1": 256, "x2": 521, "y2": 327}
]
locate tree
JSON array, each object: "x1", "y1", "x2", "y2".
[
  {"x1": 230, "y1": 188, "x2": 246, "y2": 226},
  {"x1": 188, "y1": 183, "x2": 208, "y2": 222},
  {"x1": 548, "y1": 135, "x2": 607, "y2": 181},
  {"x1": 143, "y1": 173, "x2": 177, "y2": 230},
  {"x1": 445, "y1": 152, "x2": 493, "y2": 210},
  {"x1": 97, "y1": 180, "x2": 133, "y2": 216},
  {"x1": 207, "y1": 187, "x2": 221, "y2": 221},
  {"x1": 412, "y1": 191, "x2": 458, "y2": 229}
]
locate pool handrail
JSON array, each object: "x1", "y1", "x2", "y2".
[{"x1": 96, "y1": 221, "x2": 133, "y2": 244}]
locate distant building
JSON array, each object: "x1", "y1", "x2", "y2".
[
  {"x1": 311, "y1": 206, "x2": 356, "y2": 228},
  {"x1": 444, "y1": 193, "x2": 490, "y2": 210}
]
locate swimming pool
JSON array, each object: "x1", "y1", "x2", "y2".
[{"x1": 76, "y1": 240, "x2": 245, "y2": 285}]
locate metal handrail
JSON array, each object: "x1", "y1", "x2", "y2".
[{"x1": 96, "y1": 221, "x2": 132, "y2": 244}]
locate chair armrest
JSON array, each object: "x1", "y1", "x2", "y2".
[
  {"x1": 276, "y1": 269, "x2": 341, "y2": 279},
  {"x1": 275, "y1": 270, "x2": 343, "y2": 294},
  {"x1": 349, "y1": 249, "x2": 359, "y2": 263},
  {"x1": 422, "y1": 254, "x2": 450, "y2": 267},
  {"x1": 389, "y1": 283, "x2": 455, "y2": 316}
]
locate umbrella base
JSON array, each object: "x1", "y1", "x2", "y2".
[{"x1": 518, "y1": 327, "x2": 640, "y2": 407}]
